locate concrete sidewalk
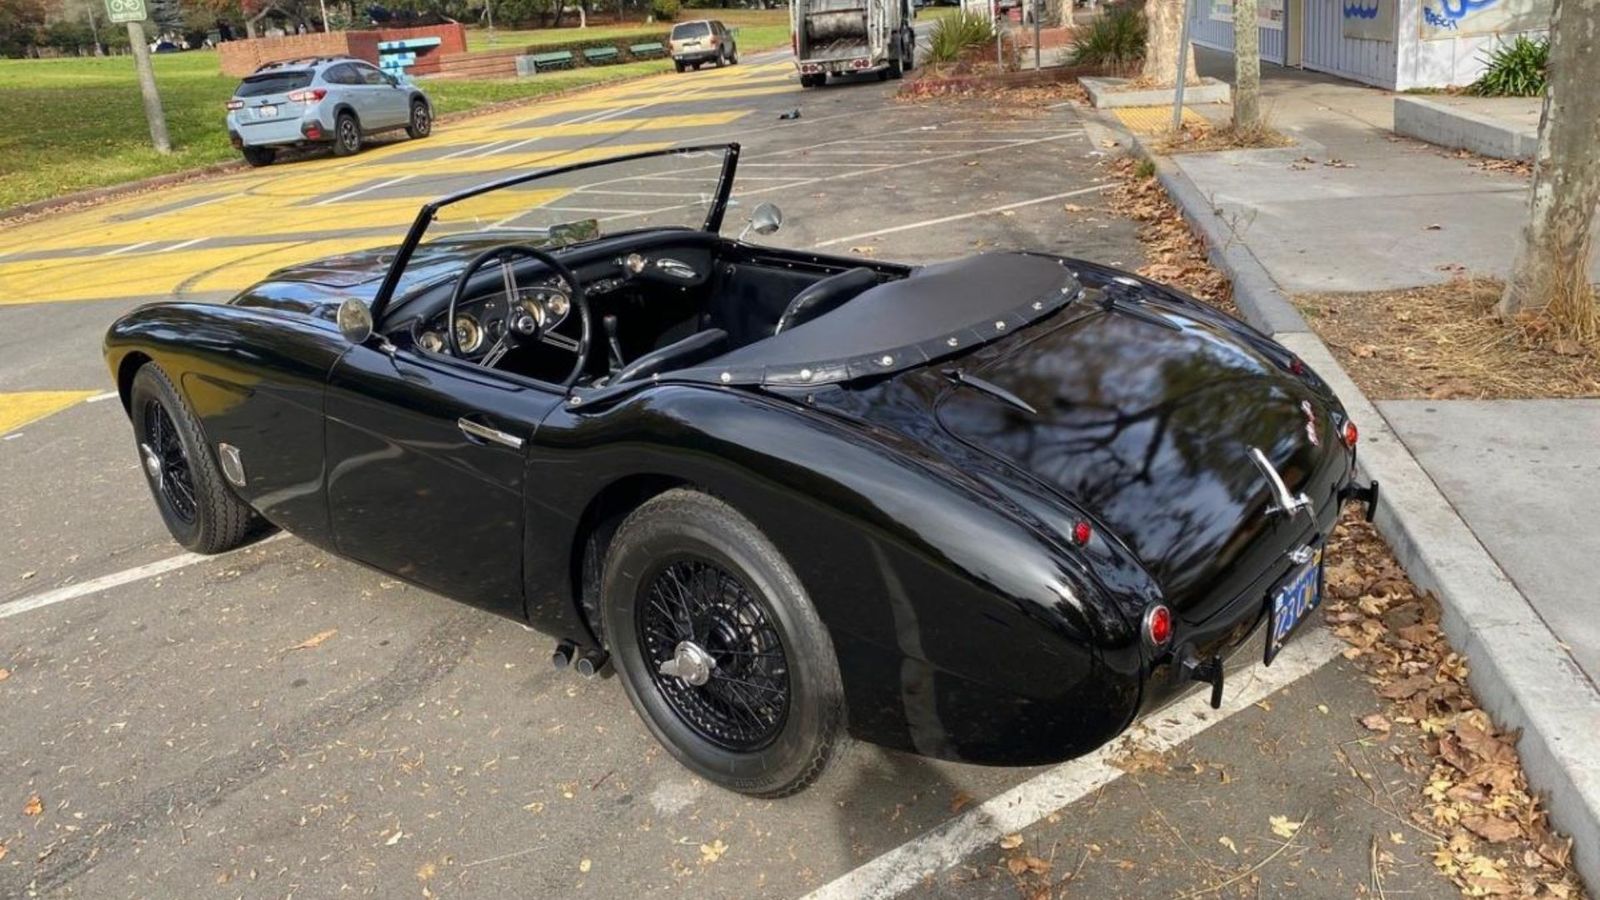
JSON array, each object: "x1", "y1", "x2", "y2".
[{"x1": 1114, "y1": 49, "x2": 1600, "y2": 891}]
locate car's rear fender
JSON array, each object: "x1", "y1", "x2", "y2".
[{"x1": 532, "y1": 384, "x2": 1145, "y2": 763}]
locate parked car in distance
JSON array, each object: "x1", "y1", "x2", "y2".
[
  {"x1": 669, "y1": 19, "x2": 738, "y2": 71},
  {"x1": 225, "y1": 56, "x2": 434, "y2": 167}
]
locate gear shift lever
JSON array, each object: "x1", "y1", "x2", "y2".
[{"x1": 602, "y1": 314, "x2": 625, "y2": 374}]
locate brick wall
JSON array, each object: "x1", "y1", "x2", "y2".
[{"x1": 217, "y1": 24, "x2": 466, "y2": 78}]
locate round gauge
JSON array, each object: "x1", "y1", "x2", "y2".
[
  {"x1": 417, "y1": 331, "x2": 444, "y2": 353},
  {"x1": 544, "y1": 290, "x2": 570, "y2": 318},
  {"x1": 518, "y1": 296, "x2": 548, "y2": 328},
  {"x1": 624, "y1": 252, "x2": 647, "y2": 275},
  {"x1": 453, "y1": 315, "x2": 484, "y2": 354}
]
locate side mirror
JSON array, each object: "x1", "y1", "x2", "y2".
[
  {"x1": 739, "y1": 202, "x2": 784, "y2": 241},
  {"x1": 336, "y1": 297, "x2": 374, "y2": 344},
  {"x1": 750, "y1": 202, "x2": 784, "y2": 235}
]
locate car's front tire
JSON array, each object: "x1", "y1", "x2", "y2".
[
  {"x1": 405, "y1": 99, "x2": 432, "y2": 139},
  {"x1": 128, "y1": 364, "x2": 257, "y2": 554},
  {"x1": 675, "y1": 60, "x2": 686, "y2": 73},
  {"x1": 333, "y1": 112, "x2": 361, "y2": 156},
  {"x1": 241, "y1": 146, "x2": 275, "y2": 167},
  {"x1": 600, "y1": 489, "x2": 845, "y2": 798}
]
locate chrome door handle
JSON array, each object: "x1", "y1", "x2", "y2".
[{"x1": 458, "y1": 418, "x2": 524, "y2": 450}]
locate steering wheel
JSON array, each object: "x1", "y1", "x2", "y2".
[{"x1": 446, "y1": 244, "x2": 592, "y2": 390}]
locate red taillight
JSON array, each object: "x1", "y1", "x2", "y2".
[
  {"x1": 287, "y1": 88, "x2": 327, "y2": 103},
  {"x1": 1342, "y1": 420, "x2": 1359, "y2": 447},
  {"x1": 1144, "y1": 605, "x2": 1173, "y2": 647},
  {"x1": 1071, "y1": 521, "x2": 1092, "y2": 546},
  {"x1": 226, "y1": 99, "x2": 244, "y2": 111}
]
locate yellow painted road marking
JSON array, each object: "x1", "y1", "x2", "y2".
[
  {"x1": 0, "y1": 391, "x2": 98, "y2": 435},
  {"x1": 1112, "y1": 106, "x2": 1207, "y2": 135},
  {"x1": 0, "y1": 62, "x2": 795, "y2": 305}
]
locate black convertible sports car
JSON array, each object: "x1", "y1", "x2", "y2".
[{"x1": 106, "y1": 144, "x2": 1377, "y2": 797}]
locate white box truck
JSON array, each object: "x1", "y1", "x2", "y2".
[{"x1": 791, "y1": 0, "x2": 917, "y2": 87}]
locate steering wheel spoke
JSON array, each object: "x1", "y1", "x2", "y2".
[{"x1": 540, "y1": 330, "x2": 581, "y2": 353}]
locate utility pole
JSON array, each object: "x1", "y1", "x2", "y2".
[{"x1": 107, "y1": 0, "x2": 170, "y2": 153}]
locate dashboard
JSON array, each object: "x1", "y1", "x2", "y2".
[{"x1": 410, "y1": 243, "x2": 714, "y2": 362}]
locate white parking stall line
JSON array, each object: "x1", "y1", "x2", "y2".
[
  {"x1": 478, "y1": 135, "x2": 542, "y2": 158},
  {"x1": 575, "y1": 189, "x2": 710, "y2": 198},
  {"x1": 739, "y1": 162, "x2": 889, "y2": 168},
  {"x1": 101, "y1": 240, "x2": 156, "y2": 257},
  {"x1": 836, "y1": 138, "x2": 1030, "y2": 145},
  {"x1": 0, "y1": 533, "x2": 290, "y2": 622},
  {"x1": 314, "y1": 174, "x2": 414, "y2": 206},
  {"x1": 640, "y1": 175, "x2": 807, "y2": 182},
  {"x1": 437, "y1": 141, "x2": 506, "y2": 162},
  {"x1": 813, "y1": 185, "x2": 1111, "y2": 248},
  {"x1": 545, "y1": 206, "x2": 658, "y2": 215},
  {"x1": 156, "y1": 237, "x2": 207, "y2": 253},
  {"x1": 801, "y1": 629, "x2": 1344, "y2": 900},
  {"x1": 85, "y1": 390, "x2": 120, "y2": 403}
]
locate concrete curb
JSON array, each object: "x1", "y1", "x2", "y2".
[
  {"x1": 1393, "y1": 96, "x2": 1536, "y2": 161},
  {"x1": 1082, "y1": 76, "x2": 1232, "y2": 108},
  {"x1": 1111, "y1": 117, "x2": 1600, "y2": 891}
]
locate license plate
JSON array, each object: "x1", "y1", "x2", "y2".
[
  {"x1": 1265, "y1": 548, "x2": 1322, "y2": 665},
  {"x1": 256, "y1": 105, "x2": 278, "y2": 119}
]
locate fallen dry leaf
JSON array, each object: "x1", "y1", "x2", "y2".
[
  {"x1": 1360, "y1": 713, "x2": 1392, "y2": 733},
  {"x1": 0, "y1": 667, "x2": 10, "y2": 681},
  {"x1": 700, "y1": 839, "x2": 728, "y2": 864},
  {"x1": 848, "y1": 245, "x2": 878, "y2": 256},
  {"x1": 0, "y1": 842, "x2": 8, "y2": 861},
  {"x1": 385, "y1": 829, "x2": 404, "y2": 846},
  {"x1": 579, "y1": 858, "x2": 592, "y2": 873},
  {"x1": 1218, "y1": 836, "x2": 1238, "y2": 854},
  {"x1": 1463, "y1": 814, "x2": 1522, "y2": 843},
  {"x1": 950, "y1": 790, "x2": 975, "y2": 814},
  {"x1": 1269, "y1": 815, "x2": 1302, "y2": 839},
  {"x1": 23, "y1": 795, "x2": 43, "y2": 816},
  {"x1": 998, "y1": 833, "x2": 1024, "y2": 850},
  {"x1": 284, "y1": 628, "x2": 337, "y2": 653}
]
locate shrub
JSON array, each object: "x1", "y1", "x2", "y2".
[
  {"x1": 923, "y1": 12, "x2": 996, "y2": 64},
  {"x1": 651, "y1": 0, "x2": 681, "y2": 22},
  {"x1": 1069, "y1": 3, "x2": 1145, "y2": 70},
  {"x1": 1468, "y1": 35, "x2": 1548, "y2": 97}
]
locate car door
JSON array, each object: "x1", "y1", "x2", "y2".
[
  {"x1": 354, "y1": 62, "x2": 409, "y2": 128},
  {"x1": 323, "y1": 344, "x2": 562, "y2": 617}
]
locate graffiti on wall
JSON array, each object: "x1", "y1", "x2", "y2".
[
  {"x1": 1209, "y1": 0, "x2": 1285, "y2": 30},
  {"x1": 1419, "y1": 0, "x2": 1550, "y2": 38},
  {"x1": 1342, "y1": 0, "x2": 1394, "y2": 39}
]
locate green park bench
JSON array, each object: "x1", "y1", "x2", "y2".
[
  {"x1": 582, "y1": 46, "x2": 622, "y2": 65},
  {"x1": 516, "y1": 50, "x2": 576, "y2": 76},
  {"x1": 629, "y1": 42, "x2": 666, "y2": 58}
]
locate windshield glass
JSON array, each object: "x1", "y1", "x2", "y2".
[
  {"x1": 421, "y1": 146, "x2": 732, "y2": 249},
  {"x1": 671, "y1": 22, "x2": 710, "y2": 39}
]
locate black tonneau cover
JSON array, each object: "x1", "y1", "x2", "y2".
[{"x1": 682, "y1": 252, "x2": 1081, "y2": 386}]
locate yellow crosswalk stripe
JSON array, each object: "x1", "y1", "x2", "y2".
[{"x1": 0, "y1": 391, "x2": 98, "y2": 435}]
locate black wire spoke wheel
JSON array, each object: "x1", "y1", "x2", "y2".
[
  {"x1": 638, "y1": 558, "x2": 790, "y2": 751},
  {"x1": 142, "y1": 399, "x2": 197, "y2": 524}
]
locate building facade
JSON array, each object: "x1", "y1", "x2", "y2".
[{"x1": 1186, "y1": 0, "x2": 1549, "y2": 90}]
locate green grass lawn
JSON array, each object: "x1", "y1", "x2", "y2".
[{"x1": 0, "y1": 50, "x2": 674, "y2": 211}]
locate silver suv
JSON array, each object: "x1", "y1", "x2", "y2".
[{"x1": 225, "y1": 57, "x2": 434, "y2": 167}]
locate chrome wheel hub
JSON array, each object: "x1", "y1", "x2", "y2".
[
  {"x1": 658, "y1": 640, "x2": 717, "y2": 687},
  {"x1": 140, "y1": 442, "x2": 162, "y2": 481}
]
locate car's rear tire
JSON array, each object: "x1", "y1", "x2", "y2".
[
  {"x1": 600, "y1": 489, "x2": 845, "y2": 798},
  {"x1": 675, "y1": 60, "x2": 686, "y2": 73},
  {"x1": 128, "y1": 364, "x2": 258, "y2": 554},
  {"x1": 241, "y1": 146, "x2": 275, "y2": 167},
  {"x1": 333, "y1": 112, "x2": 361, "y2": 156},
  {"x1": 405, "y1": 99, "x2": 432, "y2": 139},
  {"x1": 800, "y1": 73, "x2": 823, "y2": 88}
]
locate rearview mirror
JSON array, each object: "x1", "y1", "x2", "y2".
[
  {"x1": 750, "y1": 202, "x2": 784, "y2": 235},
  {"x1": 336, "y1": 297, "x2": 374, "y2": 344}
]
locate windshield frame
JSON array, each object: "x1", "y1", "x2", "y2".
[{"x1": 371, "y1": 142, "x2": 740, "y2": 324}]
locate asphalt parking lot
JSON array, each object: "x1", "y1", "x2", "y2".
[{"x1": 1, "y1": 59, "x2": 1464, "y2": 899}]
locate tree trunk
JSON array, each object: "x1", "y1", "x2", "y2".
[
  {"x1": 1232, "y1": 0, "x2": 1259, "y2": 128},
  {"x1": 1141, "y1": 0, "x2": 1198, "y2": 86},
  {"x1": 1499, "y1": 0, "x2": 1600, "y2": 336}
]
